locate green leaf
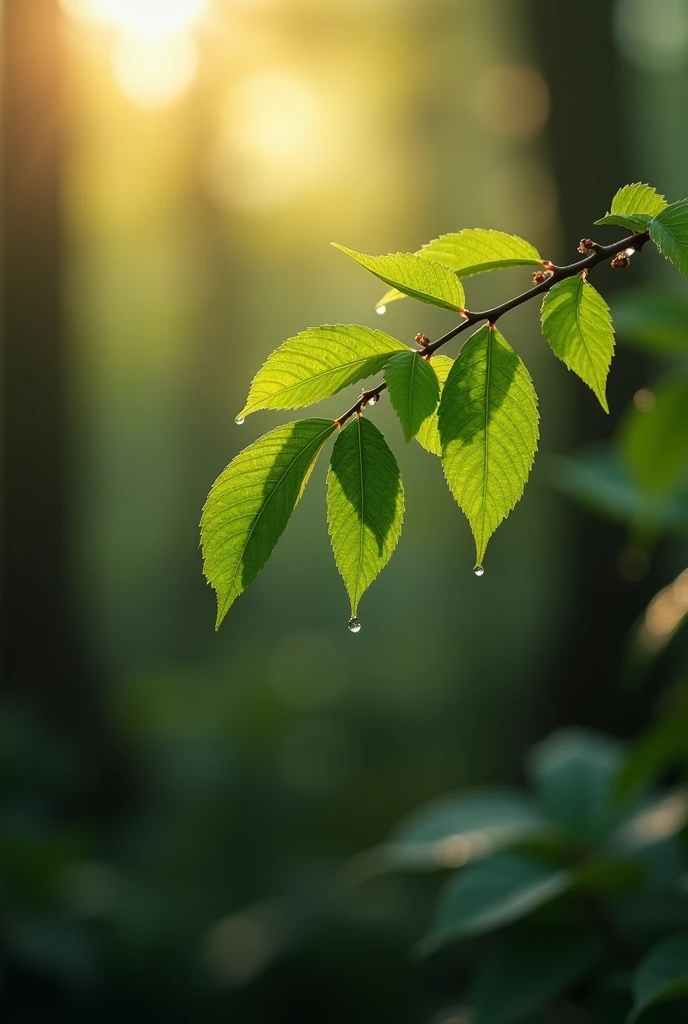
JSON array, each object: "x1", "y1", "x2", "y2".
[
  {"x1": 202, "y1": 419, "x2": 336, "y2": 627},
  {"x1": 420, "y1": 853, "x2": 571, "y2": 953},
  {"x1": 416, "y1": 355, "x2": 454, "y2": 456},
  {"x1": 541, "y1": 276, "x2": 615, "y2": 412},
  {"x1": 332, "y1": 244, "x2": 465, "y2": 312},
  {"x1": 630, "y1": 935, "x2": 688, "y2": 1021},
  {"x1": 527, "y1": 729, "x2": 626, "y2": 843},
  {"x1": 326, "y1": 417, "x2": 404, "y2": 617},
  {"x1": 384, "y1": 789, "x2": 552, "y2": 870},
  {"x1": 469, "y1": 928, "x2": 604, "y2": 1024},
  {"x1": 621, "y1": 379, "x2": 688, "y2": 495},
  {"x1": 438, "y1": 325, "x2": 539, "y2": 567},
  {"x1": 651, "y1": 199, "x2": 688, "y2": 277},
  {"x1": 376, "y1": 229, "x2": 542, "y2": 310},
  {"x1": 613, "y1": 288, "x2": 688, "y2": 354},
  {"x1": 595, "y1": 183, "x2": 667, "y2": 231},
  {"x1": 237, "y1": 325, "x2": 408, "y2": 420},
  {"x1": 384, "y1": 351, "x2": 440, "y2": 443}
]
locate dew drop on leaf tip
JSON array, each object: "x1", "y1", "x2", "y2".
[
  {"x1": 376, "y1": 305, "x2": 386, "y2": 315},
  {"x1": 473, "y1": 564, "x2": 484, "y2": 577},
  {"x1": 235, "y1": 417, "x2": 245, "y2": 425},
  {"x1": 347, "y1": 616, "x2": 362, "y2": 633}
]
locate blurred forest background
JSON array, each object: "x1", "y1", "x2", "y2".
[{"x1": 1, "y1": 0, "x2": 687, "y2": 1019}]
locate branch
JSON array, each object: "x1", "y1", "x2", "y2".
[{"x1": 334, "y1": 229, "x2": 649, "y2": 428}]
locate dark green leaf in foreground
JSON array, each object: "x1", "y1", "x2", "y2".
[
  {"x1": 376, "y1": 229, "x2": 542, "y2": 310},
  {"x1": 650, "y1": 199, "x2": 688, "y2": 278},
  {"x1": 202, "y1": 419, "x2": 336, "y2": 627},
  {"x1": 438, "y1": 325, "x2": 539, "y2": 567},
  {"x1": 630, "y1": 935, "x2": 688, "y2": 1021},
  {"x1": 415, "y1": 355, "x2": 454, "y2": 456},
  {"x1": 332, "y1": 244, "x2": 465, "y2": 312},
  {"x1": 327, "y1": 417, "x2": 404, "y2": 617},
  {"x1": 621, "y1": 379, "x2": 688, "y2": 495},
  {"x1": 384, "y1": 350, "x2": 440, "y2": 442},
  {"x1": 595, "y1": 183, "x2": 667, "y2": 232},
  {"x1": 527, "y1": 729, "x2": 625, "y2": 842},
  {"x1": 541, "y1": 276, "x2": 615, "y2": 412},
  {"x1": 420, "y1": 853, "x2": 571, "y2": 953},
  {"x1": 237, "y1": 325, "x2": 408, "y2": 420},
  {"x1": 469, "y1": 928, "x2": 604, "y2": 1024},
  {"x1": 384, "y1": 788, "x2": 551, "y2": 870}
]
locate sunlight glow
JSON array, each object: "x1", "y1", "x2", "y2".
[
  {"x1": 207, "y1": 70, "x2": 330, "y2": 208},
  {"x1": 111, "y1": 31, "x2": 198, "y2": 109},
  {"x1": 90, "y1": 0, "x2": 207, "y2": 37}
]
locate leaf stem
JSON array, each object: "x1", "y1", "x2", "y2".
[{"x1": 334, "y1": 230, "x2": 649, "y2": 428}]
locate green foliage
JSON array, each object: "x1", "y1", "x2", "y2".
[
  {"x1": 527, "y1": 730, "x2": 627, "y2": 842},
  {"x1": 612, "y1": 288, "x2": 688, "y2": 354},
  {"x1": 438, "y1": 325, "x2": 539, "y2": 567},
  {"x1": 236, "y1": 325, "x2": 408, "y2": 419},
  {"x1": 383, "y1": 789, "x2": 551, "y2": 870},
  {"x1": 541, "y1": 276, "x2": 615, "y2": 412},
  {"x1": 468, "y1": 929, "x2": 604, "y2": 1024},
  {"x1": 326, "y1": 417, "x2": 404, "y2": 618},
  {"x1": 415, "y1": 354, "x2": 453, "y2": 456},
  {"x1": 201, "y1": 419, "x2": 336, "y2": 627},
  {"x1": 376, "y1": 726, "x2": 688, "y2": 1022},
  {"x1": 595, "y1": 183, "x2": 667, "y2": 231},
  {"x1": 203, "y1": 182, "x2": 688, "y2": 626},
  {"x1": 650, "y1": 199, "x2": 688, "y2": 277},
  {"x1": 621, "y1": 380, "x2": 688, "y2": 494},
  {"x1": 630, "y1": 936, "x2": 688, "y2": 1021},
  {"x1": 376, "y1": 229, "x2": 542, "y2": 310},
  {"x1": 420, "y1": 853, "x2": 572, "y2": 952},
  {"x1": 332, "y1": 244, "x2": 466, "y2": 312},
  {"x1": 384, "y1": 350, "x2": 440, "y2": 442}
]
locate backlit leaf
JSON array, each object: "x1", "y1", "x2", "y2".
[
  {"x1": 327, "y1": 417, "x2": 404, "y2": 617},
  {"x1": 332, "y1": 244, "x2": 465, "y2": 312},
  {"x1": 202, "y1": 419, "x2": 336, "y2": 627},
  {"x1": 376, "y1": 229, "x2": 542, "y2": 310},
  {"x1": 416, "y1": 355, "x2": 454, "y2": 456},
  {"x1": 384, "y1": 350, "x2": 440, "y2": 443},
  {"x1": 237, "y1": 325, "x2": 408, "y2": 420},
  {"x1": 541, "y1": 276, "x2": 615, "y2": 411},
  {"x1": 438, "y1": 325, "x2": 539, "y2": 566},
  {"x1": 595, "y1": 183, "x2": 667, "y2": 232},
  {"x1": 650, "y1": 199, "x2": 688, "y2": 278}
]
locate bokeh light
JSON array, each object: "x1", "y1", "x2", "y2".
[
  {"x1": 111, "y1": 30, "x2": 198, "y2": 109},
  {"x1": 62, "y1": 0, "x2": 208, "y2": 36}
]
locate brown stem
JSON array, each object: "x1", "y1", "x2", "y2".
[{"x1": 334, "y1": 229, "x2": 649, "y2": 429}]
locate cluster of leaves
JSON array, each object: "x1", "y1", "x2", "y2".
[
  {"x1": 369, "y1": 727, "x2": 688, "y2": 1023},
  {"x1": 201, "y1": 184, "x2": 688, "y2": 629}
]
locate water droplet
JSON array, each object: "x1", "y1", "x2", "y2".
[
  {"x1": 368, "y1": 394, "x2": 378, "y2": 405},
  {"x1": 347, "y1": 616, "x2": 361, "y2": 633},
  {"x1": 473, "y1": 564, "x2": 484, "y2": 577},
  {"x1": 376, "y1": 305, "x2": 386, "y2": 315},
  {"x1": 235, "y1": 417, "x2": 245, "y2": 425},
  {"x1": 625, "y1": 247, "x2": 636, "y2": 257}
]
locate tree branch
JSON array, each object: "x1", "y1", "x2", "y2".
[{"x1": 334, "y1": 229, "x2": 649, "y2": 429}]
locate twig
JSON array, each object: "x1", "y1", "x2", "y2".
[{"x1": 334, "y1": 230, "x2": 649, "y2": 428}]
